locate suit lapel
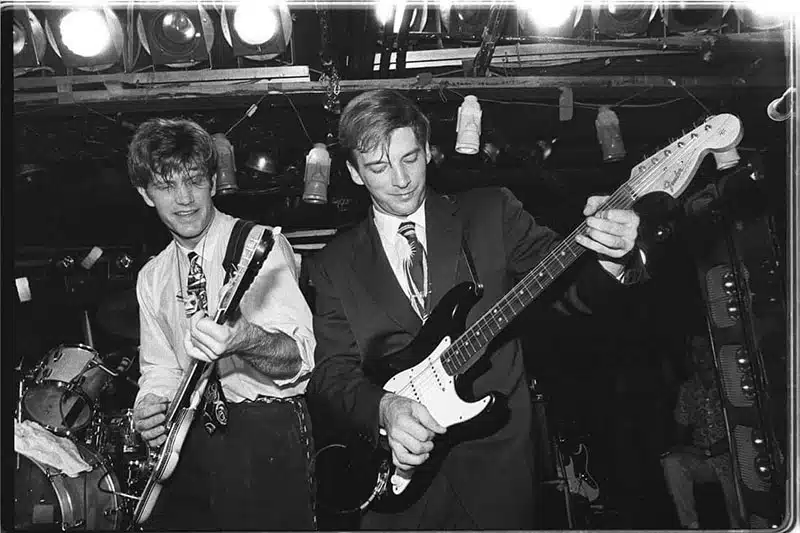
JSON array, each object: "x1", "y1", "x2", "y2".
[
  {"x1": 425, "y1": 191, "x2": 463, "y2": 309},
  {"x1": 350, "y1": 211, "x2": 423, "y2": 333}
]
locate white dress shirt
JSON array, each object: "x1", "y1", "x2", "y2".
[{"x1": 134, "y1": 209, "x2": 315, "y2": 407}]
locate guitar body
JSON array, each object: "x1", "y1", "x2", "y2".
[
  {"x1": 563, "y1": 443, "x2": 600, "y2": 503},
  {"x1": 132, "y1": 406, "x2": 196, "y2": 523},
  {"x1": 317, "y1": 282, "x2": 504, "y2": 514}
]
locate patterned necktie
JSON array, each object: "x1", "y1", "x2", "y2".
[
  {"x1": 186, "y1": 251, "x2": 228, "y2": 435},
  {"x1": 398, "y1": 221, "x2": 429, "y2": 320}
]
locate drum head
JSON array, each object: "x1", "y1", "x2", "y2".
[
  {"x1": 22, "y1": 385, "x2": 92, "y2": 436},
  {"x1": 14, "y1": 442, "x2": 121, "y2": 530}
]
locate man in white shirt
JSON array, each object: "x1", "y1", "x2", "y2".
[{"x1": 128, "y1": 118, "x2": 316, "y2": 530}]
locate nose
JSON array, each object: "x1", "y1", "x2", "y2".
[
  {"x1": 174, "y1": 180, "x2": 194, "y2": 205},
  {"x1": 391, "y1": 165, "x2": 411, "y2": 189}
]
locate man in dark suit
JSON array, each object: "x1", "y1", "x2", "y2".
[{"x1": 307, "y1": 89, "x2": 643, "y2": 529}]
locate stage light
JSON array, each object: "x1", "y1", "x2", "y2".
[
  {"x1": 734, "y1": 2, "x2": 790, "y2": 31},
  {"x1": 591, "y1": 0, "x2": 658, "y2": 37},
  {"x1": 662, "y1": 1, "x2": 730, "y2": 34},
  {"x1": 455, "y1": 95, "x2": 482, "y2": 155},
  {"x1": 221, "y1": 0, "x2": 293, "y2": 60},
  {"x1": 376, "y1": 0, "x2": 395, "y2": 27},
  {"x1": 518, "y1": 0, "x2": 584, "y2": 36},
  {"x1": 374, "y1": 0, "x2": 430, "y2": 34},
  {"x1": 246, "y1": 152, "x2": 278, "y2": 175},
  {"x1": 595, "y1": 106, "x2": 626, "y2": 162},
  {"x1": 303, "y1": 144, "x2": 331, "y2": 204},
  {"x1": 44, "y1": 7, "x2": 123, "y2": 71},
  {"x1": 213, "y1": 134, "x2": 238, "y2": 195},
  {"x1": 12, "y1": 9, "x2": 47, "y2": 70},
  {"x1": 138, "y1": 5, "x2": 214, "y2": 67}
]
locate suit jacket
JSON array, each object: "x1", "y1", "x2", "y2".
[{"x1": 308, "y1": 187, "x2": 633, "y2": 528}]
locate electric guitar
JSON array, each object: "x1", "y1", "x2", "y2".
[
  {"x1": 132, "y1": 226, "x2": 276, "y2": 524},
  {"x1": 314, "y1": 113, "x2": 743, "y2": 515},
  {"x1": 563, "y1": 442, "x2": 600, "y2": 503}
]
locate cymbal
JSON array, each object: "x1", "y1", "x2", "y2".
[{"x1": 96, "y1": 288, "x2": 139, "y2": 340}]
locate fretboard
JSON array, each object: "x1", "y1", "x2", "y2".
[{"x1": 440, "y1": 186, "x2": 636, "y2": 376}]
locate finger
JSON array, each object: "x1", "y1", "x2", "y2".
[
  {"x1": 389, "y1": 427, "x2": 435, "y2": 454},
  {"x1": 190, "y1": 327, "x2": 224, "y2": 358},
  {"x1": 604, "y1": 209, "x2": 640, "y2": 228},
  {"x1": 391, "y1": 445, "x2": 430, "y2": 469},
  {"x1": 137, "y1": 412, "x2": 167, "y2": 432},
  {"x1": 149, "y1": 434, "x2": 167, "y2": 448},
  {"x1": 589, "y1": 210, "x2": 639, "y2": 239},
  {"x1": 136, "y1": 401, "x2": 168, "y2": 419},
  {"x1": 141, "y1": 424, "x2": 165, "y2": 442},
  {"x1": 412, "y1": 405, "x2": 446, "y2": 435},
  {"x1": 190, "y1": 311, "x2": 206, "y2": 328},
  {"x1": 583, "y1": 195, "x2": 609, "y2": 216},
  {"x1": 183, "y1": 331, "x2": 214, "y2": 362},
  {"x1": 585, "y1": 214, "x2": 626, "y2": 236},
  {"x1": 394, "y1": 416, "x2": 436, "y2": 443},
  {"x1": 576, "y1": 233, "x2": 628, "y2": 259}
]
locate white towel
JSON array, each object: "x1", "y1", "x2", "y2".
[{"x1": 14, "y1": 420, "x2": 92, "y2": 477}]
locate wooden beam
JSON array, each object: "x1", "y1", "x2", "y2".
[
  {"x1": 13, "y1": 74, "x2": 788, "y2": 108},
  {"x1": 14, "y1": 65, "x2": 311, "y2": 90}
]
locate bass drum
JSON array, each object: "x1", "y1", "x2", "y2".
[{"x1": 14, "y1": 442, "x2": 122, "y2": 531}]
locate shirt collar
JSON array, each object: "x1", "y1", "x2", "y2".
[{"x1": 373, "y1": 200, "x2": 427, "y2": 241}]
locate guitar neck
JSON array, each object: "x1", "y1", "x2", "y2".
[
  {"x1": 165, "y1": 359, "x2": 209, "y2": 425},
  {"x1": 441, "y1": 185, "x2": 636, "y2": 377},
  {"x1": 164, "y1": 228, "x2": 273, "y2": 426}
]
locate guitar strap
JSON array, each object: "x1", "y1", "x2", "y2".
[
  {"x1": 202, "y1": 218, "x2": 258, "y2": 435},
  {"x1": 223, "y1": 218, "x2": 259, "y2": 286},
  {"x1": 460, "y1": 235, "x2": 482, "y2": 290}
]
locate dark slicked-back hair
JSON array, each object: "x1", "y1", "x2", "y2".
[
  {"x1": 338, "y1": 89, "x2": 430, "y2": 166},
  {"x1": 127, "y1": 118, "x2": 218, "y2": 188}
]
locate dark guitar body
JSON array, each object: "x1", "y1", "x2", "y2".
[{"x1": 315, "y1": 282, "x2": 509, "y2": 515}]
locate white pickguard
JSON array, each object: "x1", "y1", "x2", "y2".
[
  {"x1": 383, "y1": 336, "x2": 492, "y2": 428},
  {"x1": 382, "y1": 336, "x2": 492, "y2": 495}
]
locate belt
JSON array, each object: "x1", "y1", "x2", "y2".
[{"x1": 241, "y1": 394, "x2": 305, "y2": 405}]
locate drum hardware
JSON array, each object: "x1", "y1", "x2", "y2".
[{"x1": 23, "y1": 344, "x2": 117, "y2": 437}]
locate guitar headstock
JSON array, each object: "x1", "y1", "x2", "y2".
[{"x1": 628, "y1": 113, "x2": 743, "y2": 200}]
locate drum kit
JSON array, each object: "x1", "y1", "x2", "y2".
[{"x1": 13, "y1": 291, "x2": 148, "y2": 531}]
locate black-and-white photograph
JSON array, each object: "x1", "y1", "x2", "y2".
[{"x1": 6, "y1": 2, "x2": 798, "y2": 531}]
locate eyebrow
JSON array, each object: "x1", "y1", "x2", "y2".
[{"x1": 363, "y1": 147, "x2": 421, "y2": 167}]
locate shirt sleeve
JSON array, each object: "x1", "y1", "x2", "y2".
[
  {"x1": 239, "y1": 231, "x2": 315, "y2": 388},
  {"x1": 134, "y1": 265, "x2": 184, "y2": 408}
]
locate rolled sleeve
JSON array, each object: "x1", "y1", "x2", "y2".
[{"x1": 240, "y1": 232, "x2": 316, "y2": 388}]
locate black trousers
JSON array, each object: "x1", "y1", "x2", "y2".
[{"x1": 146, "y1": 396, "x2": 316, "y2": 531}]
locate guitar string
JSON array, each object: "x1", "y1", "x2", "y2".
[
  {"x1": 391, "y1": 127, "x2": 709, "y2": 401},
  {"x1": 387, "y1": 119, "x2": 728, "y2": 404}
]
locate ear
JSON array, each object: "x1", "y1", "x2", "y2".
[
  {"x1": 346, "y1": 161, "x2": 364, "y2": 186},
  {"x1": 425, "y1": 142, "x2": 432, "y2": 164},
  {"x1": 136, "y1": 186, "x2": 155, "y2": 207},
  {"x1": 210, "y1": 173, "x2": 217, "y2": 197}
]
